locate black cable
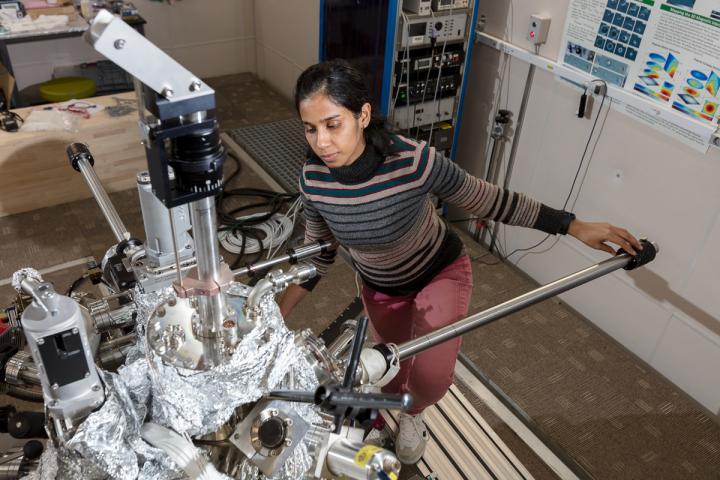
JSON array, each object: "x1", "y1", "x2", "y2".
[
  {"x1": 66, "y1": 275, "x2": 87, "y2": 296},
  {"x1": 0, "y1": 110, "x2": 23, "y2": 132},
  {"x1": 502, "y1": 82, "x2": 609, "y2": 260}
]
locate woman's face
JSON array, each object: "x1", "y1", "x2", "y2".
[{"x1": 299, "y1": 92, "x2": 370, "y2": 168}]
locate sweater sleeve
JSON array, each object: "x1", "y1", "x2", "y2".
[
  {"x1": 428, "y1": 150, "x2": 575, "y2": 235},
  {"x1": 299, "y1": 192, "x2": 339, "y2": 291}
]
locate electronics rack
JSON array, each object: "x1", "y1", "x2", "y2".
[{"x1": 320, "y1": 0, "x2": 479, "y2": 159}]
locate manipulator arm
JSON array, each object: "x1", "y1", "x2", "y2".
[{"x1": 85, "y1": 9, "x2": 225, "y2": 209}]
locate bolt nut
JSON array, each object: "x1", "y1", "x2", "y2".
[
  {"x1": 72, "y1": 328, "x2": 79, "y2": 334},
  {"x1": 284, "y1": 419, "x2": 293, "y2": 426},
  {"x1": 92, "y1": 385, "x2": 101, "y2": 392},
  {"x1": 85, "y1": 372, "x2": 90, "y2": 378},
  {"x1": 114, "y1": 39, "x2": 126, "y2": 49},
  {"x1": 233, "y1": 433, "x2": 240, "y2": 440},
  {"x1": 162, "y1": 87, "x2": 174, "y2": 98},
  {"x1": 36, "y1": 338, "x2": 44, "y2": 345},
  {"x1": 189, "y1": 80, "x2": 202, "y2": 92},
  {"x1": 284, "y1": 438, "x2": 292, "y2": 446},
  {"x1": 51, "y1": 383, "x2": 59, "y2": 390}
]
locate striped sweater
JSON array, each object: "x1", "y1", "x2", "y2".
[{"x1": 299, "y1": 134, "x2": 574, "y2": 295}]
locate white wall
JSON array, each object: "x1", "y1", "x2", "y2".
[
  {"x1": 7, "y1": 0, "x2": 256, "y2": 90},
  {"x1": 253, "y1": 0, "x2": 320, "y2": 100},
  {"x1": 456, "y1": 1, "x2": 720, "y2": 415}
]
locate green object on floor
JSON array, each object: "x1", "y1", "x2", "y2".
[{"x1": 39, "y1": 77, "x2": 97, "y2": 102}]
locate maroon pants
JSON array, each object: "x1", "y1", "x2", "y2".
[{"x1": 361, "y1": 255, "x2": 473, "y2": 415}]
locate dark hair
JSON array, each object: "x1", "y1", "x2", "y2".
[{"x1": 294, "y1": 59, "x2": 391, "y2": 157}]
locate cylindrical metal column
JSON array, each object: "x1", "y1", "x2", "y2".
[
  {"x1": 397, "y1": 253, "x2": 632, "y2": 360},
  {"x1": 189, "y1": 195, "x2": 226, "y2": 365}
]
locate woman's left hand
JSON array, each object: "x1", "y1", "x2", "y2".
[{"x1": 567, "y1": 219, "x2": 642, "y2": 255}]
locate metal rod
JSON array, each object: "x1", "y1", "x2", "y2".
[
  {"x1": 397, "y1": 253, "x2": 632, "y2": 360},
  {"x1": 75, "y1": 156, "x2": 130, "y2": 243},
  {"x1": 503, "y1": 65, "x2": 534, "y2": 191},
  {"x1": 231, "y1": 241, "x2": 327, "y2": 277},
  {"x1": 343, "y1": 316, "x2": 368, "y2": 390}
]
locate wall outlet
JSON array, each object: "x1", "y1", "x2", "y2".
[{"x1": 527, "y1": 14, "x2": 551, "y2": 45}]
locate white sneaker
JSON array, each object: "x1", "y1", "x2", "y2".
[{"x1": 395, "y1": 412, "x2": 428, "y2": 464}]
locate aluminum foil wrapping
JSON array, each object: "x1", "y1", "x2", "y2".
[
  {"x1": 145, "y1": 293, "x2": 319, "y2": 436},
  {"x1": 23, "y1": 285, "x2": 323, "y2": 479},
  {"x1": 11, "y1": 267, "x2": 42, "y2": 291}
]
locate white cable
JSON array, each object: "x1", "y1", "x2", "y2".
[
  {"x1": 219, "y1": 212, "x2": 294, "y2": 256},
  {"x1": 267, "y1": 196, "x2": 303, "y2": 259},
  {"x1": 140, "y1": 423, "x2": 225, "y2": 480}
]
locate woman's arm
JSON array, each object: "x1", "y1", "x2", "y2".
[
  {"x1": 428, "y1": 150, "x2": 641, "y2": 255},
  {"x1": 281, "y1": 189, "x2": 339, "y2": 317}
]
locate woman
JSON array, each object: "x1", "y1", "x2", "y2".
[{"x1": 279, "y1": 60, "x2": 641, "y2": 464}]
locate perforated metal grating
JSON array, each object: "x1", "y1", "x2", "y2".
[{"x1": 227, "y1": 119, "x2": 308, "y2": 193}]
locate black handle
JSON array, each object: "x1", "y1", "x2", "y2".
[
  {"x1": 316, "y1": 386, "x2": 412, "y2": 411},
  {"x1": 342, "y1": 316, "x2": 368, "y2": 390},
  {"x1": 620, "y1": 239, "x2": 658, "y2": 270},
  {"x1": 578, "y1": 93, "x2": 588, "y2": 118},
  {"x1": 67, "y1": 142, "x2": 94, "y2": 172}
]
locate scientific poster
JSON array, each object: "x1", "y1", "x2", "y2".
[{"x1": 559, "y1": 0, "x2": 720, "y2": 150}]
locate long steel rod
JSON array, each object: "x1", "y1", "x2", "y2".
[
  {"x1": 397, "y1": 252, "x2": 632, "y2": 360},
  {"x1": 231, "y1": 241, "x2": 327, "y2": 277},
  {"x1": 76, "y1": 157, "x2": 130, "y2": 243}
]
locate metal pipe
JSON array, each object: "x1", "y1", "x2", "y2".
[
  {"x1": 67, "y1": 143, "x2": 130, "y2": 243},
  {"x1": 99, "y1": 334, "x2": 136, "y2": 352},
  {"x1": 245, "y1": 264, "x2": 317, "y2": 321},
  {"x1": 188, "y1": 195, "x2": 232, "y2": 368},
  {"x1": 397, "y1": 251, "x2": 637, "y2": 360},
  {"x1": 188, "y1": 196, "x2": 226, "y2": 365},
  {"x1": 6, "y1": 385, "x2": 43, "y2": 402}
]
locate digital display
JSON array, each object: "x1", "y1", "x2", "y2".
[{"x1": 408, "y1": 22, "x2": 427, "y2": 37}]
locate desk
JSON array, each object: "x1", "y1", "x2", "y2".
[
  {"x1": 0, "y1": 13, "x2": 146, "y2": 107},
  {"x1": 0, "y1": 92, "x2": 148, "y2": 217}
]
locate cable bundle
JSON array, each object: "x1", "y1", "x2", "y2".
[
  {"x1": 216, "y1": 153, "x2": 302, "y2": 268},
  {"x1": 218, "y1": 204, "x2": 298, "y2": 258}
]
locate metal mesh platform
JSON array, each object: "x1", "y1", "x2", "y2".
[{"x1": 227, "y1": 119, "x2": 307, "y2": 193}]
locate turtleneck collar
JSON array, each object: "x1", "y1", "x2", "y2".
[{"x1": 327, "y1": 145, "x2": 383, "y2": 184}]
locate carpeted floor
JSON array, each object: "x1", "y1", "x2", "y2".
[{"x1": 2, "y1": 73, "x2": 719, "y2": 479}]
